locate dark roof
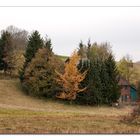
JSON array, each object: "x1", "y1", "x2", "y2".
[
  {"x1": 130, "y1": 85, "x2": 137, "y2": 91},
  {"x1": 118, "y1": 77, "x2": 137, "y2": 90},
  {"x1": 118, "y1": 77, "x2": 130, "y2": 86}
]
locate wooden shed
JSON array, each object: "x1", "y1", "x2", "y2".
[{"x1": 118, "y1": 77, "x2": 137, "y2": 103}]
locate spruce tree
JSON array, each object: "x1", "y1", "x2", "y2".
[
  {"x1": 105, "y1": 54, "x2": 120, "y2": 103},
  {"x1": 137, "y1": 81, "x2": 140, "y2": 98},
  {"x1": 76, "y1": 41, "x2": 120, "y2": 105},
  {"x1": 0, "y1": 38, "x2": 4, "y2": 70},
  {"x1": 24, "y1": 31, "x2": 44, "y2": 65},
  {"x1": 45, "y1": 38, "x2": 52, "y2": 53},
  {"x1": 78, "y1": 41, "x2": 86, "y2": 58},
  {"x1": 19, "y1": 31, "x2": 44, "y2": 81},
  {"x1": 0, "y1": 31, "x2": 13, "y2": 72},
  {"x1": 100, "y1": 59, "x2": 109, "y2": 104}
]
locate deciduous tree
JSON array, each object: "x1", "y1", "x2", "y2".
[
  {"x1": 56, "y1": 51, "x2": 87, "y2": 101},
  {"x1": 117, "y1": 55, "x2": 136, "y2": 83}
]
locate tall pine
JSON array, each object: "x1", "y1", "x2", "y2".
[
  {"x1": 0, "y1": 31, "x2": 13, "y2": 72},
  {"x1": 105, "y1": 54, "x2": 120, "y2": 103},
  {"x1": 19, "y1": 31, "x2": 44, "y2": 81},
  {"x1": 24, "y1": 31, "x2": 44, "y2": 65}
]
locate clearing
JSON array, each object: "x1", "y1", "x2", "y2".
[{"x1": 0, "y1": 79, "x2": 139, "y2": 134}]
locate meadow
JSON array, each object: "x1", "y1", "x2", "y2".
[{"x1": 0, "y1": 79, "x2": 139, "y2": 134}]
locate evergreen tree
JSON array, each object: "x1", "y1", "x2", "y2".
[
  {"x1": 0, "y1": 31, "x2": 13, "y2": 72},
  {"x1": 45, "y1": 38, "x2": 52, "y2": 53},
  {"x1": 137, "y1": 81, "x2": 140, "y2": 98},
  {"x1": 76, "y1": 41, "x2": 120, "y2": 105},
  {"x1": 100, "y1": 59, "x2": 109, "y2": 104},
  {"x1": 78, "y1": 41, "x2": 87, "y2": 58},
  {"x1": 24, "y1": 31, "x2": 44, "y2": 65},
  {"x1": 105, "y1": 54, "x2": 120, "y2": 103},
  {"x1": 19, "y1": 31, "x2": 44, "y2": 81},
  {"x1": 0, "y1": 38, "x2": 4, "y2": 70}
]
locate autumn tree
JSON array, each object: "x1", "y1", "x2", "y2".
[
  {"x1": 117, "y1": 55, "x2": 137, "y2": 83},
  {"x1": 6, "y1": 25, "x2": 28, "y2": 50},
  {"x1": 56, "y1": 51, "x2": 87, "y2": 101},
  {"x1": 7, "y1": 50, "x2": 25, "y2": 76},
  {"x1": 0, "y1": 26, "x2": 28, "y2": 76}
]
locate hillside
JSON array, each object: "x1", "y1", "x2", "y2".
[
  {"x1": 0, "y1": 79, "x2": 139, "y2": 134},
  {"x1": 57, "y1": 55, "x2": 68, "y2": 61}
]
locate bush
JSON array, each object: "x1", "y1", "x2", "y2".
[
  {"x1": 22, "y1": 47, "x2": 64, "y2": 98},
  {"x1": 122, "y1": 105, "x2": 140, "y2": 124}
]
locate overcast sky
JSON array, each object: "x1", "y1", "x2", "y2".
[{"x1": 0, "y1": 7, "x2": 140, "y2": 61}]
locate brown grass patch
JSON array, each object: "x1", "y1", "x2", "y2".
[{"x1": 0, "y1": 79, "x2": 139, "y2": 134}]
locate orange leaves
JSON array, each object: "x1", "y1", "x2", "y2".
[{"x1": 56, "y1": 51, "x2": 87, "y2": 100}]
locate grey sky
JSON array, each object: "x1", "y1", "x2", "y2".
[{"x1": 0, "y1": 7, "x2": 140, "y2": 61}]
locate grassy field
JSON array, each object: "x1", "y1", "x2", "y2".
[{"x1": 0, "y1": 79, "x2": 140, "y2": 134}]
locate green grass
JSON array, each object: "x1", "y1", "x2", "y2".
[
  {"x1": 56, "y1": 55, "x2": 68, "y2": 61},
  {"x1": 0, "y1": 79, "x2": 139, "y2": 134}
]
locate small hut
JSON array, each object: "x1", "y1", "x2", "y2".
[{"x1": 118, "y1": 77, "x2": 137, "y2": 103}]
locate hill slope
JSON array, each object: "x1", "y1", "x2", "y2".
[{"x1": 0, "y1": 79, "x2": 139, "y2": 134}]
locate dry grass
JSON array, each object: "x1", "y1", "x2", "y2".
[{"x1": 0, "y1": 79, "x2": 139, "y2": 134}]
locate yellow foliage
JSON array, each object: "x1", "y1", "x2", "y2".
[
  {"x1": 6, "y1": 50, "x2": 25, "y2": 76},
  {"x1": 56, "y1": 51, "x2": 87, "y2": 100}
]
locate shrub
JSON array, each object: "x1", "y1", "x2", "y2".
[
  {"x1": 122, "y1": 104, "x2": 140, "y2": 124},
  {"x1": 22, "y1": 47, "x2": 64, "y2": 98}
]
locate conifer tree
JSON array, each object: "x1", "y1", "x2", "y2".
[
  {"x1": 45, "y1": 38, "x2": 52, "y2": 53},
  {"x1": 137, "y1": 81, "x2": 140, "y2": 98},
  {"x1": 0, "y1": 38, "x2": 4, "y2": 70},
  {"x1": 0, "y1": 31, "x2": 13, "y2": 72},
  {"x1": 19, "y1": 31, "x2": 44, "y2": 81},
  {"x1": 24, "y1": 31, "x2": 44, "y2": 65},
  {"x1": 78, "y1": 41, "x2": 86, "y2": 58},
  {"x1": 76, "y1": 41, "x2": 120, "y2": 105},
  {"x1": 105, "y1": 54, "x2": 120, "y2": 103}
]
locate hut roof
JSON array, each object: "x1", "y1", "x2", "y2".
[{"x1": 118, "y1": 77, "x2": 130, "y2": 86}]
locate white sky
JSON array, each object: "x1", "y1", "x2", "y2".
[{"x1": 0, "y1": 0, "x2": 140, "y2": 62}]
